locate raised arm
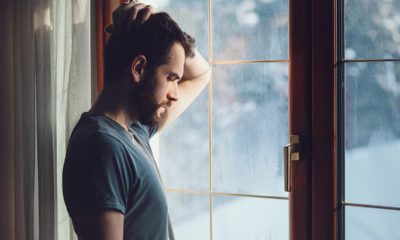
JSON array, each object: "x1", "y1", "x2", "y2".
[{"x1": 158, "y1": 48, "x2": 211, "y2": 130}]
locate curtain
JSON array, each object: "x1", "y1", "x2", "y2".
[{"x1": 0, "y1": 0, "x2": 94, "y2": 239}]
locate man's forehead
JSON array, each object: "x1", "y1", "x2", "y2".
[
  {"x1": 164, "y1": 44, "x2": 185, "y2": 74},
  {"x1": 162, "y1": 63, "x2": 184, "y2": 77},
  {"x1": 169, "y1": 43, "x2": 185, "y2": 61}
]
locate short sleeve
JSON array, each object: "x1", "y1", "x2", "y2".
[{"x1": 63, "y1": 133, "x2": 134, "y2": 217}]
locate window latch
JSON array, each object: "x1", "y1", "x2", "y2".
[{"x1": 284, "y1": 135, "x2": 300, "y2": 192}]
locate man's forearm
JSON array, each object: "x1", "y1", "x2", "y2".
[
  {"x1": 156, "y1": 47, "x2": 211, "y2": 130},
  {"x1": 181, "y1": 48, "x2": 210, "y2": 82}
]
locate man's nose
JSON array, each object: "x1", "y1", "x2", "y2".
[{"x1": 166, "y1": 81, "x2": 179, "y2": 101}]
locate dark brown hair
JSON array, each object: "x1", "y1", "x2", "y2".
[{"x1": 104, "y1": 12, "x2": 195, "y2": 87}]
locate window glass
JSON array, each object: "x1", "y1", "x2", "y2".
[
  {"x1": 345, "y1": 0, "x2": 400, "y2": 59},
  {"x1": 345, "y1": 62, "x2": 400, "y2": 207},
  {"x1": 158, "y1": 91, "x2": 209, "y2": 190},
  {"x1": 212, "y1": 63, "x2": 288, "y2": 196},
  {"x1": 212, "y1": 195, "x2": 289, "y2": 240},
  {"x1": 345, "y1": 206, "x2": 400, "y2": 240},
  {"x1": 343, "y1": 1, "x2": 400, "y2": 238},
  {"x1": 212, "y1": 0, "x2": 288, "y2": 60},
  {"x1": 167, "y1": 192, "x2": 210, "y2": 240}
]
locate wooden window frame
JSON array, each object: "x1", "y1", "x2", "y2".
[
  {"x1": 288, "y1": 0, "x2": 337, "y2": 239},
  {"x1": 288, "y1": 0, "x2": 312, "y2": 239},
  {"x1": 95, "y1": 0, "x2": 122, "y2": 93},
  {"x1": 310, "y1": 0, "x2": 337, "y2": 239}
]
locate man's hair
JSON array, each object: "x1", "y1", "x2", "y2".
[{"x1": 104, "y1": 12, "x2": 196, "y2": 87}]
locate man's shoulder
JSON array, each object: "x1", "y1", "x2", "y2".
[
  {"x1": 76, "y1": 112, "x2": 122, "y2": 135},
  {"x1": 64, "y1": 124, "x2": 132, "y2": 175},
  {"x1": 67, "y1": 113, "x2": 129, "y2": 156}
]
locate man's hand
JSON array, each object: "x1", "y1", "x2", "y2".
[{"x1": 107, "y1": 1, "x2": 158, "y2": 34}]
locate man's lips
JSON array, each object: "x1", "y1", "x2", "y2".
[
  {"x1": 159, "y1": 102, "x2": 172, "y2": 108},
  {"x1": 156, "y1": 103, "x2": 171, "y2": 114}
]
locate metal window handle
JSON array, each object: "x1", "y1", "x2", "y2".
[{"x1": 284, "y1": 135, "x2": 300, "y2": 192}]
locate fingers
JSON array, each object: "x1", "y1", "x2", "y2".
[
  {"x1": 140, "y1": 5, "x2": 158, "y2": 23},
  {"x1": 112, "y1": 2, "x2": 158, "y2": 33},
  {"x1": 112, "y1": 3, "x2": 131, "y2": 33},
  {"x1": 128, "y1": 4, "x2": 158, "y2": 25},
  {"x1": 127, "y1": 4, "x2": 141, "y2": 30}
]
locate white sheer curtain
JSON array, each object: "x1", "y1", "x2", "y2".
[{"x1": 0, "y1": 0, "x2": 94, "y2": 239}]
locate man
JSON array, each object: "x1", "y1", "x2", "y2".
[{"x1": 62, "y1": 2, "x2": 210, "y2": 239}]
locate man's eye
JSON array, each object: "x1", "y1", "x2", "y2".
[{"x1": 168, "y1": 76, "x2": 179, "y2": 81}]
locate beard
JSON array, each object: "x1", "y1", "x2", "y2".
[{"x1": 128, "y1": 68, "x2": 165, "y2": 127}]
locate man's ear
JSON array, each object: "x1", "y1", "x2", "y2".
[{"x1": 130, "y1": 55, "x2": 147, "y2": 83}]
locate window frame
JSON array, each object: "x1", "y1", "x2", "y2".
[
  {"x1": 336, "y1": 0, "x2": 400, "y2": 239},
  {"x1": 95, "y1": 0, "x2": 121, "y2": 93},
  {"x1": 288, "y1": 0, "x2": 313, "y2": 239},
  {"x1": 289, "y1": 0, "x2": 337, "y2": 239},
  {"x1": 96, "y1": 0, "x2": 338, "y2": 240},
  {"x1": 310, "y1": 0, "x2": 337, "y2": 239}
]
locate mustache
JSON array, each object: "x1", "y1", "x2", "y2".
[{"x1": 158, "y1": 101, "x2": 172, "y2": 108}]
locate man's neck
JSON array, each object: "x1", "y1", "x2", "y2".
[
  {"x1": 104, "y1": 110, "x2": 132, "y2": 131},
  {"x1": 89, "y1": 87, "x2": 137, "y2": 131}
]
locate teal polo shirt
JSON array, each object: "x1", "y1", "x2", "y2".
[{"x1": 62, "y1": 112, "x2": 168, "y2": 239}]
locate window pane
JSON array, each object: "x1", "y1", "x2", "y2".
[
  {"x1": 212, "y1": 63, "x2": 288, "y2": 196},
  {"x1": 158, "y1": 90, "x2": 209, "y2": 190},
  {"x1": 345, "y1": 62, "x2": 400, "y2": 207},
  {"x1": 167, "y1": 192, "x2": 210, "y2": 240},
  {"x1": 212, "y1": 0, "x2": 288, "y2": 60},
  {"x1": 146, "y1": 0, "x2": 208, "y2": 58},
  {"x1": 345, "y1": 206, "x2": 400, "y2": 240},
  {"x1": 212, "y1": 196, "x2": 288, "y2": 240},
  {"x1": 148, "y1": 0, "x2": 209, "y2": 191},
  {"x1": 345, "y1": 0, "x2": 400, "y2": 59}
]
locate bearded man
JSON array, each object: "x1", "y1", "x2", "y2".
[{"x1": 62, "y1": 2, "x2": 210, "y2": 239}]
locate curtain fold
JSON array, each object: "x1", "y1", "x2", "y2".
[
  {"x1": 0, "y1": 1, "x2": 93, "y2": 239},
  {"x1": 16, "y1": 1, "x2": 36, "y2": 240},
  {"x1": 0, "y1": 1, "x2": 16, "y2": 239}
]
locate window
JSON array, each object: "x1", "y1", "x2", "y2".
[
  {"x1": 97, "y1": 1, "x2": 349, "y2": 239},
  {"x1": 338, "y1": 0, "x2": 400, "y2": 239},
  {"x1": 148, "y1": 0, "x2": 290, "y2": 239}
]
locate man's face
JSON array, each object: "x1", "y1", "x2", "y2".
[{"x1": 132, "y1": 42, "x2": 185, "y2": 126}]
